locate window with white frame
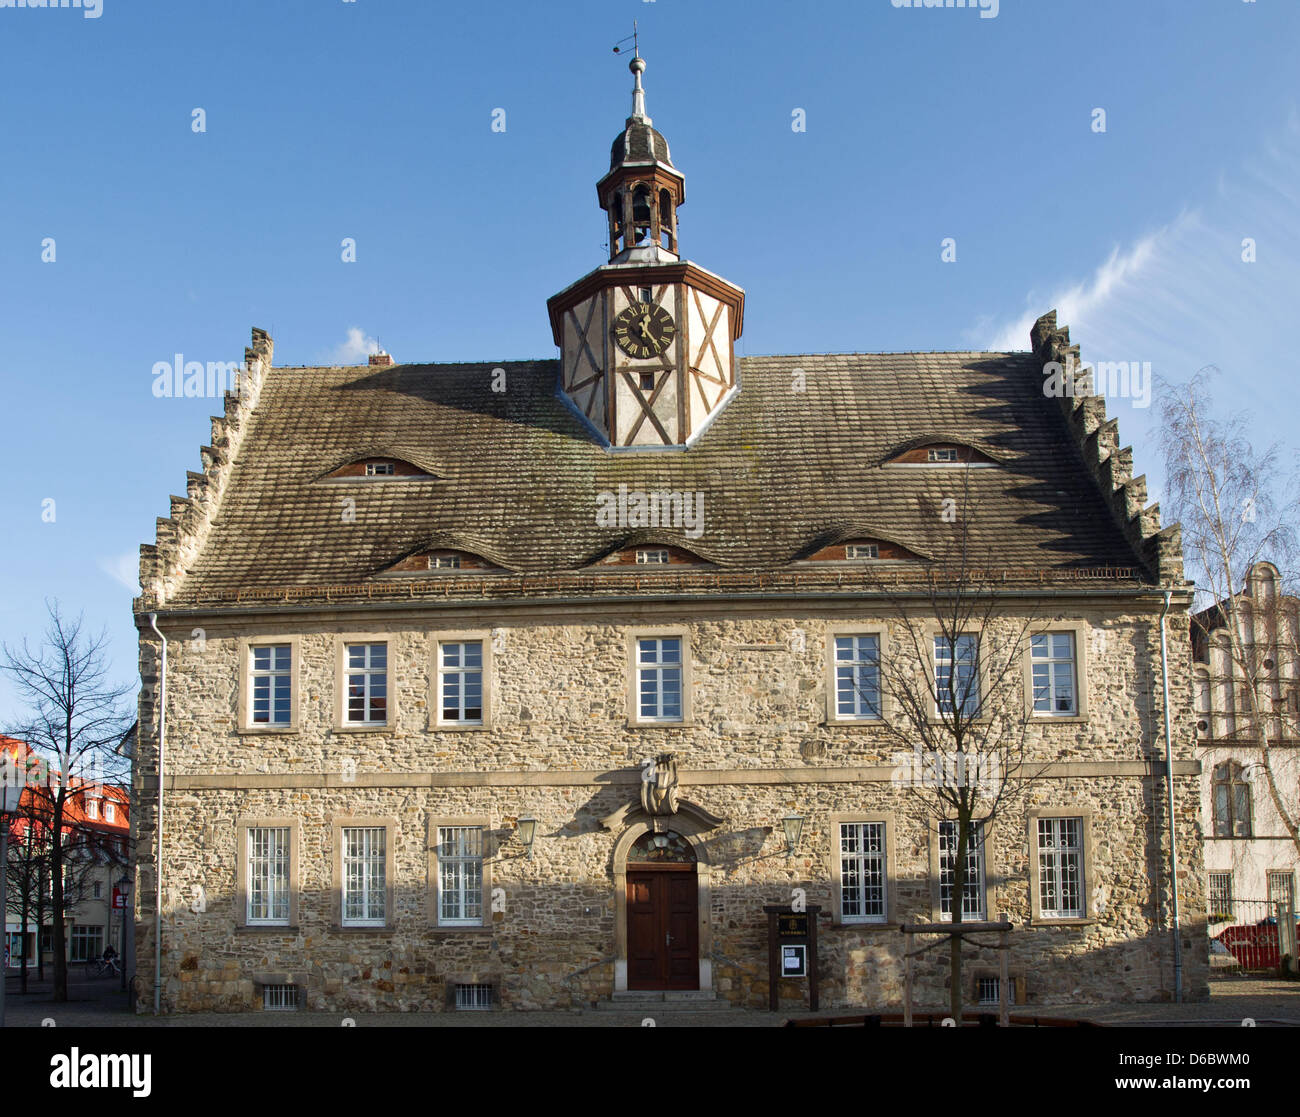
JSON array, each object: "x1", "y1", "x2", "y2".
[
  {"x1": 938, "y1": 820, "x2": 985, "y2": 920},
  {"x1": 927, "y1": 447, "x2": 959, "y2": 463},
  {"x1": 428, "y1": 552, "x2": 461, "y2": 570},
  {"x1": 635, "y1": 548, "x2": 670, "y2": 565},
  {"x1": 439, "y1": 641, "x2": 483, "y2": 724},
  {"x1": 1031, "y1": 633, "x2": 1077, "y2": 715},
  {"x1": 86, "y1": 799, "x2": 99, "y2": 820},
  {"x1": 1208, "y1": 871, "x2": 1234, "y2": 920},
  {"x1": 93, "y1": 881, "x2": 102, "y2": 899},
  {"x1": 835, "y1": 635, "x2": 881, "y2": 719},
  {"x1": 342, "y1": 827, "x2": 386, "y2": 926},
  {"x1": 839, "y1": 822, "x2": 887, "y2": 923},
  {"x1": 845, "y1": 543, "x2": 879, "y2": 559},
  {"x1": 250, "y1": 644, "x2": 292, "y2": 725},
  {"x1": 637, "y1": 637, "x2": 683, "y2": 721},
  {"x1": 365, "y1": 462, "x2": 395, "y2": 476},
  {"x1": 344, "y1": 643, "x2": 387, "y2": 724},
  {"x1": 69, "y1": 925, "x2": 103, "y2": 962},
  {"x1": 1269, "y1": 871, "x2": 1295, "y2": 913},
  {"x1": 1036, "y1": 816, "x2": 1084, "y2": 918},
  {"x1": 935, "y1": 635, "x2": 980, "y2": 717},
  {"x1": 105, "y1": 801, "x2": 116, "y2": 823},
  {"x1": 438, "y1": 826, "x2": 484, "y2": 926},
  {"x1": 247, "y1": 827, "x2": 290, "y2": 925}
]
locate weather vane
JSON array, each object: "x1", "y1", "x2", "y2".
[{"x1": 612, "y1": 21, "x2": 640, "y2": 59}]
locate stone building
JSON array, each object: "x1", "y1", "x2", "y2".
[
  {"x1": 1193, "y1": 561, "x2": 1299, "y2": 920},
  {"x1": 130, "y1": 55, "x2": 1207, "y2": 1013}
]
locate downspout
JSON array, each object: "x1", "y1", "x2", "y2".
[
  {"x1": 1159, "y1": 590, "x2": 1183, "y2": 1003},
  {"x1": 147, "y1": 613, "x2": 167, "y2": 1015}
]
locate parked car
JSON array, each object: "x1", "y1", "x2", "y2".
[{"x1": 1213, "y1": 916, "x2": 1300, "y2": 970}]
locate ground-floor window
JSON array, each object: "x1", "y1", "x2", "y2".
[
  {"x1": 438, "y1": 827, "x2": 484, "y2": 926},
  {"x1": 1208, "y1": 871, "x2": 1234, "y2": 921},
  {"x1": 938, "y1": 820, "x2": 985, "y2": 920},
  {"x1": 1268, "y1": 871, "x2": 1295, "y2": 913},
  {"x1": 839, "y1": 822, "x2": 886, "y2": 923},
  {"x1": 1036, "y1": 817, "x2": 1084, "y2": 918},
  {"x1": 69, "y1": 925, "x2": 103, "y2": 962}
]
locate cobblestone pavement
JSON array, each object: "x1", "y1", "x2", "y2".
[{"x1": 5, "y1": 971, "x2": 1298, "y2": 1027}]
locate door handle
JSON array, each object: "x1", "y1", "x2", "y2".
[{"x1": 665, "y1": 932, "x2": 672, "y2": 947}]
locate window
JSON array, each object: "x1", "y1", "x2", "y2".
[
  {"x1": 635, "y1": 548, "x2": 669, "y2": 565},
  {"x1": 839, "y1": 822, "x2": 886, "y2": 923},
  {"x1": 105, "y1": 802, "x2": 116, "y2": 823},
  {"x1": 637, "y1": 637, "x2": 683, "y2": 721},
  {"x1": 247, "y1": 827, "x2": 290, "y2": 925},
  {"x1": 344, "y1": 643, "x2": 387, "y2": 725},
  {"x1": 262, "y1": 984, "x2": 299, "y2": 1010},
  {"x1": 938, "y1": 820, "x2": 985, "y2": 920},
  {"x1": 341, "y1": 827, "x2": 386, "y2": 926},
  {"x1": 977, "y1": 976, "x2": 1001, "y2": 1005},
  {"x1": 69, "y1": 925, "x2": 103, "y2": 962},
  {"x1": 1036, "y1": 817, "x2": 1084, "y2": 918},
  {"x1": 927, "y1": 447, "x2": 959, "y2": 463},
  {"x1": 438, "y1": 827, "x2": 484, "y2": 926},
  {"x1": 1268, "y1": 871, "x2": 1295, "y2": 914},
  {"x1": 365, "y1": 462, "x2": 395, "y2": 476},
  {"x1": 428, "y1": 552, "x2": 461, "y2": 570},
  {"x1": 835, "y1": 635, "x2": 881, "y2": 719},
  {"x1": 86, "y1": 799, "x2": 99, "y2": 820},
  {"x1": 92, "y1": 881, "x2": 102, "y2": 899},
  {"x1": 845, "y1": 543, "x2": 879, "y2": 559},
  {"x1": 250, "y1": 644, "x2": 292, "y2": 725},
  {"x1": 638, "y1": 286, "x2": 653, "y2": 304},
  {"x1": 639, "y1": 370, "x2": 655, "y2": 392},
  {"x1": 455, "y1": 983, "x2": 494, "y2": 1010},
  {"x1": 1208, "y1": 872, "x2": 1234, "y2": 921},
  {"x1": 1031, "y1": 633, "x2": 1077, "y2": 715},
  {"x1": 1212, "y1": 762, "x2": 1252, "y2": 837},
  {"x1": 439, "y1": 641, "x2": 483, "y2": 724},
  {"x1": 935, "y1": 635, "x2": 980, "y2": 717}
]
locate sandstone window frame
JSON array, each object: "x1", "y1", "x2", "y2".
[
  {"x1": 627, "y1": 627, "x2": 693, "y2": 728},
  {"x1": 236, "y1": 815, "x2": 301, "y2": 931},
  {"x1": 928, "y1": 817, "x2": 992, "y2": 923},
  {"x1": 429, "y1": 630, "x2": 494, "y2": 732},
  {"x1": 1026, "y1": 808, "x2": 1097, "y2": 925},
  {"x1": 334, "y1": 634, "x2": 393, "y2": 732},
  {"x1": 237, "y1": 635, "x2": 301, "y2": 734},
  {"x1": 1021, "y1": 621, "x2": 1090, "y2": 723},
  {"x1": 331, "y1": 816, "x2": 397, "y2": 932},
  {"x1": 825, "y1": 626, "x2": 889, "y2": 725},
  {"x1": 426, "y1": 815, "x2": 494, "y2": 932},
  {"x1": 829, "y1": 812, "x2": 897, "y2": 927}
]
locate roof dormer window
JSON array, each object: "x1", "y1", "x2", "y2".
[
  {"x1": 635, "y1": 548, "x2": 670, "y2": 565},
  {"x1": 428, "y1": 552, "x2": 462, "y2": 570},
  {"x1": 87, "y1": 799, "x2": 99, "y2": 820},
  {"x1": 365, "y1": 462, "x2": 396, "y2": 476},
  {"x1": 927, "y1": 447, "x2": 959, "y2": 463},
  {"x1": 845, "y1": 543, "x2": 879, "y2": 559}
]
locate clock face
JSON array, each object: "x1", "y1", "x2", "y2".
[{"x1": 613, "y1": 301, "x2": 676, "y2": 359}]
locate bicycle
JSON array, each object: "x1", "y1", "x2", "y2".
[{"x1": 87, "y1": 956, "x2": 121, "y2": 978}]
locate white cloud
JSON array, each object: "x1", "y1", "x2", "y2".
[
  {"x1": 99, "y1": 552, "x2": 140, "y2": 594},
  {"x1": 327, "y1": 327, "x2": 381, "y2": 366}
]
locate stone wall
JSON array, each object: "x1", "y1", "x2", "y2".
[{"x1": 131, "y1": 598, "x2": 1207, "y2": 1012}]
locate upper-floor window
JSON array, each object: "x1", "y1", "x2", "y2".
[
  {"x1": 1031, "y1": 633, "x2": 1077, "y2": 716},
  {"x1": 439, "y1": 641, "x2": 483, "y2": 725},
  {"x1": 345, "y1": 643, "x2": 388, "y2": 725},
  {"x1": 839, "y1": 821, "x2": 887, "y2": 923},
  {"x1": 365, "y1": 462, "x2": 396, "y2": 476},
  {"x1": 637, "y1": 638, "x2": 683, "y2": 722},
  {"x1": 1212, "y1": 761, "x2": 1252, "y2": 838},
  {"x1": 105, "y1": 802, "x2": 116, "y2": 823},
  {"x1": 835, "y1": 635, "x2": 881, "y2": 719},
  {"x1": 251, "y1": 644, "x2": 293, "y2": 725},
  {"x1": 935, "y1": 635, "x2": 980, "y2": 717},
  {"x1": 938, "y1": 820, "x2": 985, "y2": 920},
  {"x1": 428, "y1": 552, "x2": 462, "y2": 570},
  {"x1": 927, "y1": 447, "x2": 959, "y2": 463},
  {"x1": 845, "y1": 543, "x2": 879, "y2": 559},
  {"x1": 86, "y1": 799, "x2": 99, "y2": 820},
  {"x1": 636, "y1": 549, "x2": 670, "y2": 565}
]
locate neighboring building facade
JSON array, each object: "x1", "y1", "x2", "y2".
[
  {"x1": 131, "y1": 57, "x2": 1207, "y2": 1013},
  {"x1": 1193, "y1": 561, "x2": 1300, "y2": 919}
]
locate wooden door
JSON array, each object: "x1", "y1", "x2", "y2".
[{"x1": 627, "y1": 868, "x2": 699, "y2": 990}]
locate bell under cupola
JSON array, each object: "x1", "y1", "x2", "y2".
[{"x1": 547, "y1": 52, "x2": 745, "y2": 449}]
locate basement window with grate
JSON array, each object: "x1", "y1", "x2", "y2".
[
  {"x1": 977, "y1": 977, "x2": 1000, "y2": 1006},
  {"x1": 455, "y1": 983, "x2": 494, "y2": 1010},
  {"x1": 262, "y1": 984, "x2": 299, "y2": 1011}
]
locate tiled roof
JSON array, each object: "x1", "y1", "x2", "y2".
[{"x1": 141, "y1": 337, "x2": 1176, "y2": 610}]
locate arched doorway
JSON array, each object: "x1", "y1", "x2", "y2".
[{"x1": 623, "y1": 829, "x2": 700, "y2": 991}]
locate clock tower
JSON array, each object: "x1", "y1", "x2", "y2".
[{"x1": 547, "y1": 53, "x2": 745, "y2": 448}]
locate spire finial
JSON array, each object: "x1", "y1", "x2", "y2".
[{"x1": 613, "y1": 21, "x2": 650, "y2": 122}]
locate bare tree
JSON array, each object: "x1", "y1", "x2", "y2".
[
  {"x1": 1158, "y1": 370, "x2": 1300, "y2": 861},
  {"x1": 2, "y1": 604, "x2": 133, "y2": 1000},
  {"x1": 874, "y1": 472, "x2": 1047, "y2": 1020}
]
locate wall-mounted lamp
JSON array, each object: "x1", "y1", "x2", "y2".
[
  {"x1": 516, "y1": 817, "x2": 537, "y2": 859},
  {"x1": 782, "y1": 813, "x2": 804, "y2": 859}
]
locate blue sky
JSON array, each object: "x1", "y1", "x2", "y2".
[{"x1": 1, "y1": 0, "x2": 1297, "y2": 724}]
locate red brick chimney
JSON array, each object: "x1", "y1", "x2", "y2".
[{"x1": 369, "y1": 350, "x2": 394, "y2": 367}]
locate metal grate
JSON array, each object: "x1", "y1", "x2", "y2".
[
  {"x1": 455, "y1": 983, "x2": 493, "y2": 1011},
  {"x1": 263, "y1": 984, "x2": 299, "y2": 1011},
  {"x1": 977, "y1": 977, "x2": 1000, "y2": 1006}
]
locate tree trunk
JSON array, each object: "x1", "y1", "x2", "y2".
[
  {"x1": 35, "y1": 867, "x2": 45, "y2": 982},
  {"x1": 19, "y1": 888, "x2": 30, "y2": 994},
  {"x1": 949, "y1": 814, "x2": 969, "y2": 1023},
  {"x1": 51, "y1": 802, "x2": 67, "y2": 1002}
]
